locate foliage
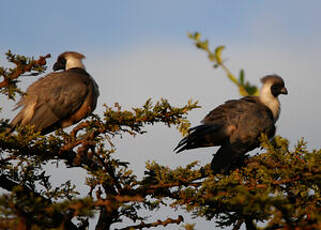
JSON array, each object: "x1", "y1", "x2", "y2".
[
  {"x1": 188, "y1": 32, "x2": 258, "y2": 96},
  {"x1": 0, "y1": 39, "x2": 320, "y2": 230},
  {"x1": 151, "y1": 136, "x2": 321, "y2": 229},
  {"x1": 0, "y1": 50, "x2": 50, "y2": 100},
  {"x1": 0, "y1": 51, "x2": 199, "y2": 230}
]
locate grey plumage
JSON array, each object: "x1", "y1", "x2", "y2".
[
  {"x1": 174, "y1": 75, "x2": 287, "y2": 174},
  {"x1": 10, "y1": 51, "x2": 99, "y2": 134}
]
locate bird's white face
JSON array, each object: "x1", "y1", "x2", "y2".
[
  {"x1": 259, "y1": 81, "x2": 281, "y2": 122},
  {"x1": 65, "y1": 55, "x2": 85, "y2": 70}
]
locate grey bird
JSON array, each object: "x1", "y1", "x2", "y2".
[
  {"x1": 174, "y1": 75, "x2": 288, "y2": 173},
  {"x1": 10, "y1": 51, "x2": 99, "y2": 134}
]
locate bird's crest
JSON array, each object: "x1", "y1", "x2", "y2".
[{"x1": 60, "y1": 51, "x2": 86, "y2": 60}]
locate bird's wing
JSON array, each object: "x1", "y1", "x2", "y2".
[
  {"x1": 204, "y1": 96, "x2": 275, "y2": 148},
  {"x1": 205, "y1": 96, "x2": 276, "y2": 173},
  {"x1": 174, "y1": 124, "x2": 222, "y2": 153},
  {"x1": 18, "y1": 70, "x2": 92, "y2": 131},
  {"x1": 175, "y1": 96, "x2": 275, "y2": 153},
  {"x1": 175, "y1": 99, "x2": 243, "y2": 153}
]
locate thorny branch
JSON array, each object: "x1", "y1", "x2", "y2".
[
  {"x1": 115, "y1": 215, "x2": 184, "y2": 230},
  {"x1": 0, "y1": 174, "x2": 82, "y2": 230},
  {"x1": 0, "y1": 53, "x2": 51, "y2": 88}
]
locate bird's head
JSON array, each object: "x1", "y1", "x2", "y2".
[
  {"x1": 53, "y1": 51, "x2": 86, "y2": 71},
  {"x1": 259, "y1": 75, "x2": 287, "y2": 122},
  {"x1": 260, "y1": 75, "x2": 288, "y2": 97}
]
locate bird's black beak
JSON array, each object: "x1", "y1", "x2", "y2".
[
  {"x1": 280, "y1": 87, "x2": 288, "y2": 95},
  {"x1": 53, "y1": 61, "x2": 64, "y2": 71}
]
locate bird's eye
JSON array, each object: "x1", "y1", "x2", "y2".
[
  {"x1": 271, "y1": 84, "x2": 281, "y2": 96},
  {"x1": 271, "y1": 85, "x2": 278, "y2": 90},
  {"x1": 59, "y1": 57, "x2": 66, "y2": 65}
]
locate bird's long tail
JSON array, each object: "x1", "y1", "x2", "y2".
[{"x1": 174, "y1": 124, "x2": 221, "y2": 153}]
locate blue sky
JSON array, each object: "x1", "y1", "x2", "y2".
[
  {"x1": 1, "y1": 1, "x2": 321, "y2": 229},
  {"x1": 1, "y1": 1, "x2": 254, "y2": 52},
  {"x1": 2, "y1": 0, "x2": 321, "y2": 59},
  {"x1": 3, "y1": 1, "x2": 320, "y2": 53}
]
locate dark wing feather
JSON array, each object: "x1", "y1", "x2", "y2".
[
  {"x1": 11, "y1": 68, "x2": 93, "y2": 133},
  {"x1": 203, "y1": 96, "x2": 275, "y2": 146},
  {"x1": 174, "y1": 124, "x2": 221, "y2": 153},
  {"x1": 175, "y1": 96, "x2": 275, "y2": 155}
]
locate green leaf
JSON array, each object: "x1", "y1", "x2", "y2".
[
  {"x1": 194, "y1": 32, "x2": 201, "y2": 40},
  {"x1": 214, "y1": 46, "x2": 225, "y2": 64},
  {"x1": 239, "y1": 69, "x2": 245, "y2": 84}
]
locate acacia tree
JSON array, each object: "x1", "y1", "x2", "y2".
[{"x1": 0, "y1": 34, "x2": 321, "y2": 230}]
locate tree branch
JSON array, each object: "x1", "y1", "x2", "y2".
[
  {"x1": 115, "y1": 215, "x2": 184, "y2": 230},
  {"x1": 0, "y1": 174, "x2": 80, "y2": 230},
  {"x1": 0, "y1": 53, "x2": 51, "y2": 88}
]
